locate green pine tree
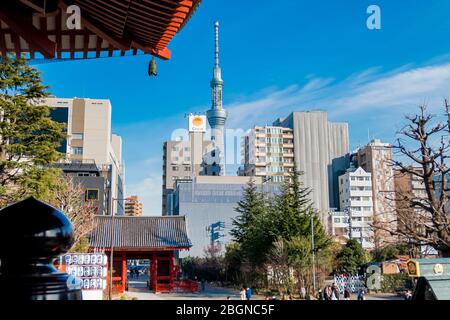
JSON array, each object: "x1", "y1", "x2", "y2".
[
  {"x1": 271, "y1": 167, "x2": 329, "y2": 248},
  {"x1": 0, "y1": 56, "x2": 66, "y2": 205},
  {"x1": 231, "y1": 178, "x2": 267, "y2": 243}
]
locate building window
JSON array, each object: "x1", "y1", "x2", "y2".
[
  {"x1": 184, "y1": 147, "x2": 190, "y2": 152},
  {"x1": 172, "y1": 166, "x2": 179, "y2": 171},
  {"x1": 85, "y1": 189, "x2": 99, "y2": 201},
  {"x1": 185, "y1": 166, "x2": 191, "y2": 171},
  {"x1": 72, "y1": 133, "x2": 84, "y2": 140},
  {"x1": 72, "y1": 147, "x2": 83, "y2": 155}
]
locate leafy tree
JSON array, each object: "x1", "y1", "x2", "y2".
[
  {"x1": 231, "y1": 179, "x2": 267, "y2": 243},
  {"x1": 0, "y1": 56, "x2": 65, "y2": 205},
  {"x1": 373, "y1": 243, "x2": 410, "y2": 262},
  {"x1": 224, "y1": 242, "x2": 244, "y2": 283},
  {"x1": 335, "y1": 239, "x2": 369, "y2": 274}
]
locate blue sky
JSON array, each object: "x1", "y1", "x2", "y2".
[{"x1": 36, "y1": 0, "x2": 450, "y2": 214}]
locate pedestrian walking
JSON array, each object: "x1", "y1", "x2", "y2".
[
  {"x1": 201, "y1": 278, "x2": 206, "y2": 292},
  {"x1": 404, "y1": 290, "x2": 412, "y2": 300},
  {"x1": 240, "y1": 287, "x2": 247, "y2": 300},
  {"x1": 323, "y1": 286, "x2": 330, "y2": 300},
  {"x1": 331, "y1": 283, "x2": 340, "y2": 300},
  {"x1": 357, "y1": 289, "x2": 365, "y2": 301},
  {"x1": 300, "y1": 286, "x2": 306, "y2": 300},
  {"x1": 344, "y1": 287, "x2": 352, "y2": 300},
  {"x1": 316, "y1": 289, "x2": 324, "y2": 300},
  {"x1": 245, "y1": 287, "x2": 253, "y2": 300}
]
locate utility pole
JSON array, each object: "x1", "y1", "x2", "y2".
[
  {"x1": 108, "y1": 197, "x2": 131, "y2": 300},
  {"x1": 346, "y1": 206, "x2": 353, "y2": 240},
  {"x1": 108, "y1": 199, "x2": 115, "y2": 301},
  {"x1": 311, "y1": 214, "x2": 316, "y2": 294}
]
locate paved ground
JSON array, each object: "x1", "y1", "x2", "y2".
[
  {"x1": 125, "y1": 275, "x2": 263, "y2": 300},
  {"x1": 124, "y1": 275, "x2": 402, "y2": 301}
]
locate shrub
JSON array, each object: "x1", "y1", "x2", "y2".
[{"x1": 381, "y1": 273, "x2": 414, "y2": 293}]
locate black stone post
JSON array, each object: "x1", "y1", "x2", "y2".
[{"x1": 0, "y1": 197, "x2": 82, "y2": 300}]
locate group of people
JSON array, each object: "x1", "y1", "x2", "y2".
[
  {"x1": 239, "y1": 286, "x2": 253, "y2": 300},
  {"x1": 129, "y1": 268, "x2": 141, "y2": 279},
  {"x1": 316, "y1": 284, "x2": 366, "y2": 301}
]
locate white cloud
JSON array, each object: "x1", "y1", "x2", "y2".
[
  {"x1": 120, "y1": 60, "x2": 450, "y2": 215},
  {"x1": 226, "y1": 62, "x2": 450, "y2": 128}
]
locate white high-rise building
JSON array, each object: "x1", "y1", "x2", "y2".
[
  {"x1": 241, "y1": 126, "x2": 295, "y2": 183},
  {"x1": 357, "y1": 139, "x2": 397, "y2": 247},
  {"x1": 333, "y1": 167, "x2": 375, "y2": 249}
]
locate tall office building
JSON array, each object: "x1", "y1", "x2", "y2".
[
  {"x1": 357, "y1": 139, "x2": 397, "y2": 247},
  {"x1": 206, "y1": 21, "x2": 227, "y2": 176},
  {"x1": 241, "y1": 126, "x2": 295, "y2": 183},
  {"x1": 125, "y1": 196, "x2": 144, "y2": 217},
  {"x1": 272, "y1": 111, "x2": 350, "y2": 229},
  {"x1": 45, "y1": 97, "x2": 125, "y2": 215},
  {"x1": 162, "y1": 115, "x2": 218, "y2": 215},
  {"x1": 333, "y1": 167, "x2": 375, "y2": 249}
]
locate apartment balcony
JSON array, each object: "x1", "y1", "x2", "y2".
[
  {"x1": 284, "y1": 153, "x2": 294, "y2": 158},
  {"x1": 349, "y1": 200, "x2": 373, "y2": 207},
  {"x1": 283, "y1": 162, "x2": 295, "y2": 167},
  {"x1": 349, "y1": 190, "x2": 372, "y2": 197}
]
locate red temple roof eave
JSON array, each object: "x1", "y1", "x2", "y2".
[{"x1": 0, "y1": 0, "x2": 203, "y2": 61}]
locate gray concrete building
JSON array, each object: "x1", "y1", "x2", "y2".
[
  {"x1": 270, "y1": 111, "x2": 350, "y2": 229},
  {"x1": 170, "y1": 176, "x2": 279, "y2": 257},
  {"x1": 52, "y1": 161, "x2": 112, "y2": 215}
]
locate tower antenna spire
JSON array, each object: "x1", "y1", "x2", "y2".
[
  {"x1": 214, "y1": 21, "x2": 219, "y2": 67},
  {"x1": 207, "y1": 20, "x2": 227, "y2": 176}
]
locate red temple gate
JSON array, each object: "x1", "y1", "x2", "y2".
[{"x1": 89, "y1": 216, "x2": 197, "y2": 294}]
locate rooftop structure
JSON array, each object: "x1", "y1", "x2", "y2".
[
  {"x1": 0, "y1": 0, "x2": 202, "y2": 60},
  {"x1": 124, "y1": 196, "x2": 143, "y2": 217},
  {"x1": 89, "y1": 215, "x2": 192, "y2": 294}
]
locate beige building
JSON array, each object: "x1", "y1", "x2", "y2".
[
  {"x1": 357, "y1": 139, "x2": 396, "y2": 247},
  {"x1": 125, "y1": 196, "x2": 143, "y2": 216},
  {"x1": 162, "y1": 115, "x2": 219, "y2": 215},
  {"x1": 44, "y1": 97, "x2": 125, "y2": 215},
  {"x1": 241, "y1": 126, "x2": 295, "y2": 183}
]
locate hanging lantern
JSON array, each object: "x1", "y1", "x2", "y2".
[{"x1": 148, "y1": 56, "x2": 157, "y2": 77}]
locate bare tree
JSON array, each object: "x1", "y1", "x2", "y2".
[
  {"x1": 379, "y1": 102, "x2": 449, "y2": 257},
  {"x1": 49, "y1": 174, "x2": 97, "y2": 249},
  {"x1": 265, "y1": 239, "x2": 295, "y2": 299}
]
